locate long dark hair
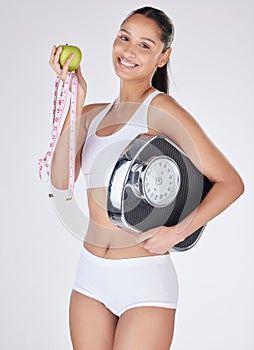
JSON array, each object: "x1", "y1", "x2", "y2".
[{"x1": 122, "y1": 6, "x2": 175, "y2": 94}]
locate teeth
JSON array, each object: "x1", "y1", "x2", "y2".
[{"x1": 120, "y1": 58, "x2": 136, "y2": 67}]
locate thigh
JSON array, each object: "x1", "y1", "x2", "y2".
[
  {"x1": 69, "y1": 290, "x2": 119, "y2": 350},
  {"x1": 113, "y1": 306, "x2": 176, "y2": 350}
]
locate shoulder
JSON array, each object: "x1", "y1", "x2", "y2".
[
  {"x1": 148, "y1": 92, "x2": 209, "y2": 160},
  {"x1": 81, "y1": 103, "x2": 109, "y2": 131},
  {"x1": 149, "y1": 92, "x2": 203, "y2": 135},
  {"x1": 151, "y1": 92, "x2": 194, "y2": 122},
  {"x1": 82, "y1": 103, "x2": 109, "y2": 114}
]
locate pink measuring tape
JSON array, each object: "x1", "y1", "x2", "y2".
[{"x1": 38, "y1": 72, "x2": 78, "y2": 200}]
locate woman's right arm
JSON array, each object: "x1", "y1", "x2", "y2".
[{"x1": 48, "y1": 45, "x2": 88, "y2": 190}]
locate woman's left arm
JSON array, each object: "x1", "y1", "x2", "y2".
[{"x1": 137, "y1": 94, "x2": 245, "y2": 253}]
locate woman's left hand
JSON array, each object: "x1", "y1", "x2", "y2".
[{"x1": 136, "y1": 225, "x2": 185, "y2": 254}]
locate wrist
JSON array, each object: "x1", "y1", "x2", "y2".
[
  {"x1": 77, "y1": 94, "x2": 86, "y2": 115},
  {"x1": 167, "y1": 225, "x2": 186, "y2": 245}
]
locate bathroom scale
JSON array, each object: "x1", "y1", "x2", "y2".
[{"x1": 107, "y1": 133, "x2": 213, "y2": 252}]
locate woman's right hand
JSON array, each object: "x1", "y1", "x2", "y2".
[{"x1": 49, "y1": 45, "x2": 87, "y2": 107}]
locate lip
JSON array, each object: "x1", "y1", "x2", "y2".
[{"x1": 117, "y1": 56, "x2": 138, "y2": 70}]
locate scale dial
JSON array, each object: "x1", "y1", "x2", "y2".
[{"x1": 142, "y1": 156, "x2": 181, "y2": 207}]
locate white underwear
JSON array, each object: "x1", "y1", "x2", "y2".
[{"x1": 72, "y1": 245, "x2": 179, "y2": 317}]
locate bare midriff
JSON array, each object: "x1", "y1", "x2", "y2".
[{"x1": 84, "y1": 186, "x2": 169, "y2": 259}]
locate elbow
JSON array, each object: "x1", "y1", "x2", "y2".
[
  {"x1": 50, "y1": 163, "x2": 81, "y2": 191},
  {"x1": 229, "y1": 172, "x2": 245, "y2": 201},
  {"x1": 237, "y1": 175, "x2": 245, "y2": 197},
  {"x1": 50, "y1": 157, "x2": 69, "y2": 190},
  {"x1": 50, "y1": 174, "x2": 68, "y2": 191},
  {"x1": 50, "y1": 163, "x2": 69, "y2": 190}
]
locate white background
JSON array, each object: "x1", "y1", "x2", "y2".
[{"x1": 1, "y1": 0, "x2": 253, "y2": 349}]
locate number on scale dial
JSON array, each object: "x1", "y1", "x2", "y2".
[{"x1": 143, "y1": 156, "x2": 181, "y2": 207}]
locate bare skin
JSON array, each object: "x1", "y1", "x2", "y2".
[
  {"x1": 49, "y1": 13, "x2": 244, "y2": 350},
  {"x1": 69, "y1": 290, "x2": 176, "y2": 350}
]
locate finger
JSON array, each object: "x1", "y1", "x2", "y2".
[
  {"x1": 75, "y1": 65, "x2": 81, "y2": 74},
  {"x1": 57, "y1": 49, "x2": 74, "y2": 81},
  {"x1": 135, "y1": 227, "x2": 159, "y2": 242},
  {"x1": 75, "y1": 65, "x2": 83, "y2": 78},
  {"x1": 49, "y1": 45, "x2": 57, "y2": 65},
  {"x1": 58, "y1": 53, "x2": 75, "y2": 82},
  {"x1": 136, "y1": 234, "x2": 152, "y2": 243},
  {"x1": 49, "y1": 45, "x2": 62, "y2": 76},
  {"x1": 61, "y1": 53, "x2": 75, "y2": 76},
  {"x1": 53, "y1": 45, "x2": 63, "y2": 67},
  {"x1": 143, "y1": 242, "x2": 153, "y2": 252}
]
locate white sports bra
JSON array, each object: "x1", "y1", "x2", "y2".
[{"x1": 81, "y1": 90, "x2": 162, "y2": 189}]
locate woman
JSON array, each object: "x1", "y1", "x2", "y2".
[{"x1": 49, "y1": 6, "x2": 244, "y2": 350}]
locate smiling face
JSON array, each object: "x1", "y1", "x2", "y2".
[{"x1": 112, "y1": 14, "x2": 171, "y2": 83}]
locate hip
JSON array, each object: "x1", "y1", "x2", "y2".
[{"x1": 73, "y1": 244, "x2": 179, "y2": 316}]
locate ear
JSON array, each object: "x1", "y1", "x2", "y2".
[{"x1": 157, "y1": 47, "x2": 172, "y2": 68}]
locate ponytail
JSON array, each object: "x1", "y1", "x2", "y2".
[{"x1": 152, "y1": 64, "x2": 169, "y2": 94}]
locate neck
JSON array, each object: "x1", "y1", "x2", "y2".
[{"x1": 118, "y1": 79, "x2": 153, "y2": 103}]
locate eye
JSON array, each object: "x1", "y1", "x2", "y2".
[
  {"x1": 140, "y1": 43, "x2": 150, "y2": 49},
  {"x1": 119, "y1": 35, "x2": 129, "y2": 41}
]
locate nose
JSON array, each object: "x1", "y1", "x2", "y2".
[{"x1": 123, "y1": 43, "x2": 136, "y2": 58}]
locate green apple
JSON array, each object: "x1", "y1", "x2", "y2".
[{"x1": 58, "y1": 43, "x2": 82, "y2": 72}]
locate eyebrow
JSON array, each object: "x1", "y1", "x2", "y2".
[{"x1": 119, "y1": 28, "x2": 156, "y2": 45}]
